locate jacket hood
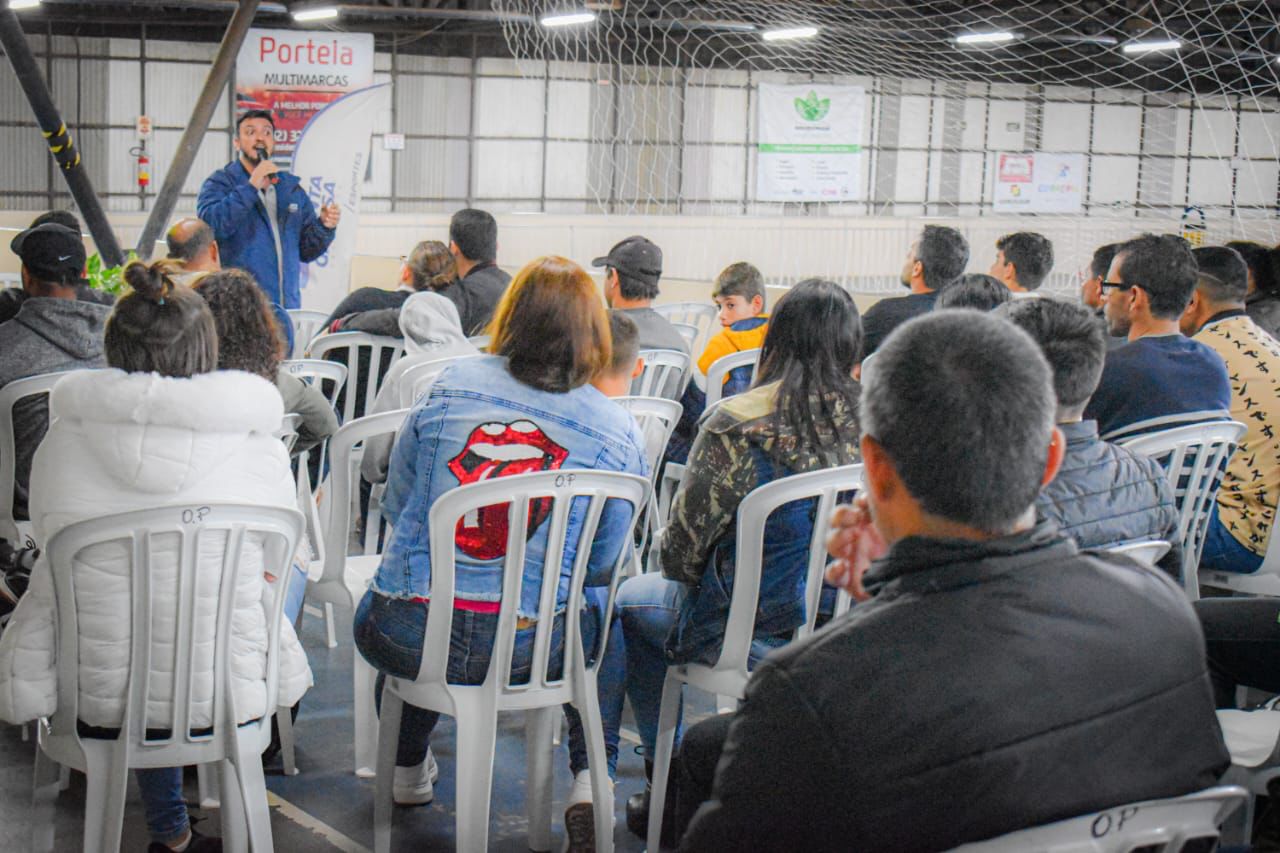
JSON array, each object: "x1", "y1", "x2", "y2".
[
  {"x1": 399, "y1": 291, "x2": 479, "y2": 358},
  {"x1": 15, "y1": 298, "x2": 110, "y2": 361},
  {"x1": 49, "y1": 368, "x2": 285, "y2": 494}
]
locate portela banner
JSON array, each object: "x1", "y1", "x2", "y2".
[{"x1": 757, "y1": 83, "x2": 864, "y2": 202}]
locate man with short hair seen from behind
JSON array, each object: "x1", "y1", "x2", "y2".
[
  {"x1": 0, "y1": 210, "x2": 112, "y2": 324},
  {"x1": 677, "y1": 310, "x2": 1229, "y2": 852},
  {"x1": 443, "y1": 207, "x2": 511, "y2": 336},
  {"x1": 1180, "y1": 246, "x2": 1280, "y2": 573},
  {"x1": 592, "y1": 235, "x2": 687, "y2": 355},
  {"x1": 165, "y1": 218, "x2": 220, "y2": 288},
  {"x1": 990, "y1": 231, "x2": 1054, "y2": 296},
  {"x1": 860, "y1": 224, "x2": 968, "y2": 356},
  {"x1": 1083, "y1": 233, "x2": 1231, "y2": 439}
]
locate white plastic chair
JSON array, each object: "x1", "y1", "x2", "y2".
[
  {"x1": 614, "y1": 396, "x2": 683, "y2": 572},
  {"x1": 947, "y1": 785, "x2": 1246, "y2": 852},
  {"x1": 647, "y1": 463, "x2": 863, "y2": 850},
  {"x1": 1104, "y1": 540, "x2": 1171, "y2": 567},
  {"x1": 29, "y1": 503, "x2": 304, "y2": 853},
  {"x1": 632, "y1": 349, "x2": 690, "y2": 402},
  {"x1": 0, "y1": 370, "x2": 78, "y2": 544},
  {"x1": 309, "y1": 408, "x2": 411, "y2": 777},
  {"x1": 654, "y1": 302, "x2": 717, "y2": 352},
  {"x1": 280, "y1": 358, "x2": 349, "y2": 412},
  {"x1": 372, "y1": 469, "x2": 650, "y2": 853},
  {"x1": 669, "y1": 321, "x2": 699, "y2": 354},
  {"x1": 286, "y1": 308, "x2": 330, "y2": 359},
  {"x1": 1201, "y1": 489, "x2": 1280, "y2": 597},
  {"x1": 703, "y1": 348, "x2": 761, "y2": 409},
  {"x1": 307, "y1": 332, "x2": 406, "y2": 424},
  {"x1": 468, "y1": 333, "x2": 491, "y2": 350},
  {"x1": 396, "y1": 354, "x2": 483, "y2": 408},
  {"x1": 1119, "y1": 420, "x2": 1246, "y2": 600},
  {"x1": 275, "y1": 413, "x2": 302, "y2": 454}
]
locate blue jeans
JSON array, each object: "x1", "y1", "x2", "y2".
[
  {"x1": 1201, "y1": 505, "x2": 1264, "y2": 574},
  {"x1": 353, "y1": 590, "x2": 620, "y2": 776},
  {"x1": 135, "y1": 768, "x2": 187, "y2": 842}
]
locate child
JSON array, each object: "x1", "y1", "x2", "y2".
[
  {"x1": 593, "y1": 310, "x2": 645, "y2": 398},
  {"x1": 697, "y1": 262, "x2": 768, "y2": 378}
]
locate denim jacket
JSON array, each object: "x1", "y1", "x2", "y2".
[{"x1": 375, "y1": 355, "x2": 648, "y2": 617}]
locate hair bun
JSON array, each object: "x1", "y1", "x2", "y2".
[{"x1": 123, "y1": 260, "x2": 173, "y2": 304}]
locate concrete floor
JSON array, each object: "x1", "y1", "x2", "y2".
[{"x1": 0, "y1": 603, "x2": 672, "y2": 852}]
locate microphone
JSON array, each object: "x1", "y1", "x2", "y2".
[{"x1": 255, "y1": 144, "x2": 280, "y2": 185}]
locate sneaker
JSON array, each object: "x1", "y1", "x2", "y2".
[
  {"x1": 562, "y1": 770, "x2": 614, "y2": 853},
  {"x1": 392, "y1": 748, "x2": 439, "y2": 805},
  {"x1": 146, "y1": 824, "x2": 222, "y2": 852}
]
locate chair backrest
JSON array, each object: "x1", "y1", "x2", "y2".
[
  {"x1": 307, "y1": 332, "x2": 406, "y2": 423},
  {"x1": 948, "y1": 785, "x2": 1246, "y2": 853},
  {"x1": 1105, "y1": 540, "x2": 1171, "y2": 567},
  {"x1": 280, "y1": 358, "x2": 349, "y2": 411},
  {"x1": 613, "y1": 396, "x2": 683, "y2": 482},
  {"x1": 0, "y1": 370, "x2": 78, "y2": 542},
  {"x1": 654, "y1": 302, "x2": 718, "y2": 352},
  {"x1": 1119, "y1": 420, "x2": 1247, "y2": 581},
  {"x1": 43, "y1": 504, "x2": 303, "y2": 763},
  {"x1": 468, "y1": 334, "x2": 491, "y2": 350},
  {"x1": 716, "y1": 464, "x2": 864, "y2": 676},
  {"x1": 632, "y1": 349, "x2": 690, "y2": 401},
  {"x1": 397, "y1": 354, "x2": 483, "y2": 408},
  {"x1": 704, "y1": 348, "x2": 761, "y2": 408},
  {"x1": 286, "y1": 309, "x2": 330, "y2": 359},
  {"x1": 670, "y1": 322, "x2": 699, "y2": 354},
  {"x1": 276, "y1": 413, "x2": 302, "y2": 454},
  {"x1": 417, "y1": 470, "x2": 649, "y2": 701},
  {"x1": 317, "y1": 408, "x2": 412, "y2": 587}
]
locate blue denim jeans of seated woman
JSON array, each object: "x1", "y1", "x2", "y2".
[
  {"x1": 135, "y1": 768, "x2": 187, "y2": 842},
  {"x1": 354, "y1": 589, "x2": 623, "y2": 776},
  {"x1": 1201, "y1": 504, "x2": 1264, "y2": 574}
]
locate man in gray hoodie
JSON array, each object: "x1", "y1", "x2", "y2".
[{"x1": 1, "y1": 223, "x2": 111, "y2": 523}]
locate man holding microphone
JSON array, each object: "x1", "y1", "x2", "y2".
[{"x1": 198, "y1": 109, "x2": 340, "y2": 309}]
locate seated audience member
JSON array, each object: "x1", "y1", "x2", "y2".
[
  {"x1": 323, "y1": 239, "x2": 457, "y2": 334},
  {"x1": 353, "y1": 256, "x2": 645, "y2": 849},
  {"x1": 1226, "y1": 240, "x2": 1280, "y2": 340},
  {"x1": 360, "y1": 291, "x2": 480, "y2": 485},
  {"x1": 696, "y1": 262, "x2": 768, "y2": 378},
  {"x1": 193, "y1": 268, "x2": 337, "y2": 457},
  {"x1": 608, "y1": 279, "x2": 862, "y2": 842},
  {"x1": 0, "y1": 260, "x2": 312, "y2": 853},
  {"x1": 677, "y1": 310, "x2": 1229, "y2": 852},
  {"x1": 0, "y1": 210, "x2": 113, "y2": 324},
  {"x1": 861, "y1": 224, "x2": 968, "y2": 356},
  {"x1": 999, "y1": 298, "x2": 1182, "y2": 577},
  {"x1": 1180, "y1": 246, "x2": 1280, "y2": 573},
  {"x1": 1083, "y1": 233, "x2": 1231, "y2": 439},
  {"x1": 440, "y1": 207, "x2": 510, "y2": 335},
  {"x1": 989, "y1": 231, "x2": 1054, "y2": 296},
  {"x1": 165, "y1": 217, "x2": 220, "y2": 287},
  {"x1": 593, "y1": 236, "x2": 687, "y2": 355},
  {"x1": 592, "y1": 311, "x2": 645, "y2": 398},
  {"x1": 933, "y1": 273, "x2": 1011, "y2": 311},
  {"x1": 0, "y1": 223, "x2": 110, "y2": 528}
]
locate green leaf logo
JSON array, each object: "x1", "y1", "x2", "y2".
[{"x1": 794, "y1": 90, "x2": 830, "y2": 122}]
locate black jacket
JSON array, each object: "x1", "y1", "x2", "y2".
[
  {"x1": 444, "y1": 262, "x2": 511, "y2": 336},
  {"x1": 321, "y1": 286, "x2": 411, "y2": 332},
  {"x1": 681, "y1": 524, "x2": 1229, "y2": 853},
  {"x1": 1037, "y1": 419, "x2": 1183, "y2": 577},
  {"x1": 860, "y1": 291, "x2": 937, "y2": 356}
]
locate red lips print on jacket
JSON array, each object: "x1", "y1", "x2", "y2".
[{"x1": 447, "y1": 420, "x2": 570, "y2": 560}]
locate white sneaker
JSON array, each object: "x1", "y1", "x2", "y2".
[
  {"x1": 562, "y1": 771, "x2": 615, "y2": 852},
  {"x1": 392, "y1": 748, "x2": 440, "y2": 805}
]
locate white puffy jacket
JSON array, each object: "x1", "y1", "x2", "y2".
[{"x1": 0, "y1": 368, "x2": 313, "y2": 727}]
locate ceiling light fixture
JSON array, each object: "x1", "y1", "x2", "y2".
[
  {"x1": 292, "y1": 5, "x2": 339, "y2": 22},
  {"x1": 955, "y1": 31, "x2": 1017, "y2": 45},
  {"x1": 762, "y1": 26, "x2": 819, "y2": 42},
  {"x1": 9, "y1": 0, "x2": 43, "y2": 9},
  {"x1": 1122, "y1": 39, "x2": 1182, "y2": 55},
  {"x1": 540, "y1": 10, "x2": 597, "y2": 27}
]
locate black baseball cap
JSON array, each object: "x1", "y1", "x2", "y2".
[
  {"x1": 10, "y1": 223, "x2": 86, "y2": 285},
  {"x1": 592, "y1": 236, "x2": 663, "y2": 287}
]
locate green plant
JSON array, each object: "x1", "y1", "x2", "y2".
[
  {"x1": 794, "y1": 90, "x2": 831, "y2": 122},
  {"x1": 85, "y1": 250, "x2": 137, "y2": 296}
]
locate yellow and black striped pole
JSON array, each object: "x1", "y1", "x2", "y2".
[{"x1": 0, "y1": 5, "x2": 124, "y2": 266}]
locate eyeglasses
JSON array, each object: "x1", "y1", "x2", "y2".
[{"x1": 1100, "y1": 281, "x2": 1139, "y2": 293}]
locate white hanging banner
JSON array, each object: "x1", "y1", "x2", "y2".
[
  {"x1": 992, "y1": 152, "x2": 1085, "y2": 213},
  {"x1": 292, "y1": 84, "x2": 391, "y2": 311},
  {"x1": 756, "y1": 83, "x2": 864, "y2": 202}
]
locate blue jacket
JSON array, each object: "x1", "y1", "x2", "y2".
[
  {"x1": 196, "y1": 160, "x2": 335, "y2": 309},
  {"x1": 375, "y1": 355, "x2": 648, "y2": 617}
]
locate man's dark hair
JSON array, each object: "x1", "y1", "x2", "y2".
[
  {"x1": 861, "y1": 311, "x2": 1054, "y2": 533},
  {"x1": 996, "y1": 232, "x2": 1054, "y2": 291},
  {"x1": 917, "y1": 225, "x2": 969, "y2": 292},
  {"x1": 615, "y1": 269, "x2": 659, "y2": 302},
  {"x1": 236, "y1": 109, "x2": 275, "y2": 131},
  {"x1": 1091, "y1": 243, "x2": 1120, "y2": 280},
  {"x1": 712, "y1": 262, "x2": 766, "y2": 308},
  {"x1": 1225, "y1": 240, "x2": 1280, "y2": 297},
  {"x1": 1193, "y1": 246, "x2": 1249, "y2": 305},
  {"x1": 30, "y1": 210, "x2": 81, "y2": 235},
  {"x1": 606, "y1": 310, "x2": 640, "y2": 375},
  {"x1": 1114, "y1": 233, "x2": 1197, "y2": 319},
  {"x1": 934, "y1": 274, "x2": 1011, "y2": 312},
  {"x1": 165, "y1": 219, "x2": 215, "y2": 263},
  {"x1": 450, "y1": 208, "x2": 498, "y2": 263},
  {"x1": 998, "y1": 299, "x2": 1107, "y2": 417}
]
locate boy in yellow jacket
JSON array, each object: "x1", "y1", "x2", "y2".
[{"x1": 697, "y1": 262, "x2": 768, "y2": 376}]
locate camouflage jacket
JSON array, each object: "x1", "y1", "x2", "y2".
[{"x1": 661, "y1": 380, "x2": 861, "y2": 587}]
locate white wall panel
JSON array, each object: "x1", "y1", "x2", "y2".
[
  {"x1": 1237, "y1": 112, "x2": 1280, "y2": 161},
  {"x1": 1092, "y1": 105, "x2": 1141, "y2": 154},
  {"x1": 475, "y1": 77, "x2": 545, "y2": 138},
  {"x1": 985, "y1": 100, "x2": 1028, "y2": 150},
  {"x1": 547, "y1": 81, "x2": 592, "y2": 140},
  {"x1": 898, "y1": 96, "x2": 932, "y2": 148},
  {"x1": 1186, "y1": 159, "x2": 1234, "y2": 206},
  {"x1": 1089, "y1": 156, "x2": 1139, "y2": 204},
  {"x1": 473, "y1": 139, "x2": 543, "y2": 198},
  {"x1": 1236, "y1": 161, "x2": 1279, "y2": 207},
  {"x1": 1042, "y1": 102, "x2": 1091, "y2": 152},
  {"x1": 400, "y1": 138, "x2": 470, "y2": 199},
  {"x1": 395, "y1": 74, "x2": 470, "y2": 136},
  {"x1": 1191, "y1": 109, "x2": 1237, "y2": 158},
  {"x1": 545, "y1": 141, "x2": 590, "y2": 198}
]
